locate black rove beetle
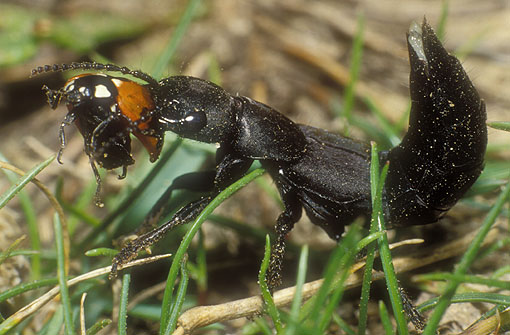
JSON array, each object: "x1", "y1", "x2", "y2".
[{"x1": 32, "y1": 21, "x2": 487, "y2": 290}]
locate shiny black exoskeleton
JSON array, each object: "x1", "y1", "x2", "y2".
[{"x1": 33, "y1": 21, "x2": 486, "y2": 289}]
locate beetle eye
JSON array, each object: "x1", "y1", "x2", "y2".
[{"x1": 184, "y1": 111, "x2": 206, "y2": 132}]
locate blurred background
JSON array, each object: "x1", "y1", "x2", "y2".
[{"x1": 0, "y1": 0, "x2": 509, "y2": 334}]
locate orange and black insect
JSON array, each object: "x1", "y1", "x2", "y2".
[
  {"x1": 37, "y1": 64, "x2": 165, "y2": 202},
  {"x1": 32, "y1": 22, "x2": 487, "y2": 294}
]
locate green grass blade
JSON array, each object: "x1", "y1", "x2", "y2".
[
  {"x1": 356, "y1": 231, "x2": 385, "y2": 252},
  {"x1": 286, "y1": 245, "x2": 309, "y2": 335},
  {"x1": 0, "y1": 151, "x2": 41, "y2": 280},
  {"x1": 317, "y1": 226, "x2": 361, "y2": 332},
  {"x1": 0, "y1": 154, "x2": 55, "y2": 209},
  {"x1": 423, "y1": 181, "x2": 510, "y2": 334},
  {"x1": 376, "y1": 169, "x2": 408, "y2": 334},
  {"x1": 488, "y1": 121, "x2": 510, "y2": 132},
  {"x1": 151, "y1": 0, "x2": 203, "y2": 79},
  {"x1": 164, "y1": 258, "x2": 189, "y2": 335},
  {"x1": 54, "y1": 213, "x2": 74, "y2": 335},
  {"x1": 258, "y1": 235, "x2": 283, "y2": 334},
  {"x1": 332, "y1": 314, "x2": 356, "y2": 335},
  {"x1": 436, "y1": 0, "x2": 449, "y2": 42},
  {"x1": 342, "y1": 12, "x2": 365, "y2": 136},
  {"x1": 419, "y1": 292, "x2": 510, "y2": 312},
  {"x1": 207, "y1": 53, "x2": 222, "y2": 85},
  {"x1": 416, "y1": 272, "x2": 510, "y2": 290},
  {"x1": 379, "y1": 300, "x2": 393, "y2": 335},
  {"x1": 0, "y1": 278, "x2": 58, "y2": 303},
  {"x1": 254, "y1": 318, "x2": 273, "y2": 335},
  {"x1": 85, "y1": 248, "x2": 119, "y2": 257},
  {"x1": 370, "y1": 142, "x2": 407, "y2": 334},
  {"x1": 78, "y1": 138, "x2": 182, "y2": 250},
  {"x1": 86, "y1": 319, "x2": 112, "y2": 335},
  {"x1": 302, "y1": 225, "x2": 360, "y2": 331},
  {"x1": 195, "y1": 228, "x2": 208, "y2": 292},
  {"x1": 159, "y1": 168, "x2": 265, "y2": 332},
  {"x1": 118, "y1": 273, "x2": 131, "y2": 335},
  {"x1": 362, "y1": 97, "x2": 401, "y2": 147},
  {"x1": 44, "y1": 305, "x2": 64, "y2": 335},
  {"x1": 358, "y1": 142, "x2": 382, "y2": 335},
  {"x1": 0, "y1": 236, "x2": 25, "y2": 266},
  {"x1": 492, "y1": 265, "x2": 510, "y2": 279}
]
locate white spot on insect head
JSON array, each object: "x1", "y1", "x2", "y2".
[
  {"x1": 111, "y1": 79, "x2": 123, "y2": 87},
  {"x1": 158, "y1": 116, "x2": 178, "y2": 124},
  {"x1": 94, "y1": 84, "x2": 112, "y2": 98}
]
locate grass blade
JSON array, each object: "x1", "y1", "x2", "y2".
[
  {"x1": 164, "y1": 257, "x2": 190, "y2": 335},
  {"x1": 301, "y1": 225, "x2": 361, "y2": 332},
  {"x1": 118, "y1": 273, "x2": 131, "y2": 335},
  {"x1": 54, "y1": 213, "x2": 74, "y2": 335},
  {"x1": 436, "y1": 0, "x2": 449, "y2": 42},
  {"x1": 286, "y1": 245, "x2": 309, "y2": 335},
  {"x1": 0, "y1": 278, "x2": 58, "y2": 303},
  {"x1": 488, "y1": 121, "x2": 510, "y2": 132},
  {"x1": 159, "y1": 168, "x2": 265, "y2": 332},
  {"x1": 258, "y1": 235, "x2": 283, "y2": 333},
  {"x1": 370, "y1": 142, "x2": 408, "y2": 334},
  {"x1": 416, "y1": 272, "x2": 510, "y2": 290},
  {"x1": 0, "y1": 155, "x2": 55, "y2": 209},
  {"x1": 151, "y1": 0, "x2": 203, "y2": 79},
  {"x1": 379, "y1": 300, "x2": 393, "y2": 335},
  {"x1": 423, "y1": 180, "x2": 510, "y2": 334},
  {"x1": 358, "y1": 142, "x2": 382, "y2": 334},
  {"x1": 0, "y1": 152, "x2": 41, "y2": 280},
  {"x1": 342, "y1": 12, "x2": 365, "y2": 136}
]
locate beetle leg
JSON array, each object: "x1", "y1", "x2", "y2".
[
  {"x1": 89, "y1": 158, "x2": 104, "y2": 207},
  {"x1": 110, "y1": 195, "x2": 211, "y2": 278},
  {"x1": 399, "y1": 284, "x2": 426, "y2": 330},
  {"x1": 112, "y1": 171, "x2": 217, "y2": 266},
  {"x1": 213, "y1": 147, "x2": 254, "y2": 191},
  {"x1": 267, "y1": 190, "x2": 302, "y2": 291},
  {"x1": 110, "y1": 152, "x2": 253, "y2": 278},
  {"x1": 132, "y1": 171, "x2": 217, "y2": 236},
  {"x1": 90, "y1": 118, "x2": 112, "y2": 153},
  {"x1": 57, "y1": 112, "x2": 76, "y2": 164},
  {"x1": 118, "y1": 166, "x2": 128, "y2": 180}
]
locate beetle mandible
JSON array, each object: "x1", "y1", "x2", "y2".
[{"x1": 33, "y1": 20, "x2": 487, "y2": 289}]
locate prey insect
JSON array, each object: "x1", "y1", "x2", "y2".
[{"x1": 33, "y1": 20, "x2": 487, "y2": 291}]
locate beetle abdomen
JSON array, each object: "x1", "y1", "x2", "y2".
[
  {"x1": 265, "y1": 124, "x2": 371, "y2": 240},
  {"x1": 384, "y1": 22, "x2": 487, "y2": 227}
]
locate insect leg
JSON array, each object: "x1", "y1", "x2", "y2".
[
  {"x1": 110, "y1": 152, "x2": 253, "y2": 278},
  {"x1": 267, "y1": 190, "x2": 302, "y2": 291},
  {"x1": 110, "y1": 195, "x2": 212, "y2": 278},
  {"x1": 132, "y1": 171, "x2": 217, "y2": 236},
  {"x1": 57, "y1": 112, "x2": 76, "y2": 164},
  {"x1": 89, "y1": 158, "x2": 104, "y2": 207}
]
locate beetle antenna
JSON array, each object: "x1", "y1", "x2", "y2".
[{"x1": 30, "y1": 62, "x2": 160, "y2": 87}]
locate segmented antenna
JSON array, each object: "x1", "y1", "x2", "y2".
[{"x1": 30, "y1": 62, "x2": 160, "y2": 87}]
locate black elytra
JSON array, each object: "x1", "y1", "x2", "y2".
[{"x1": 33, "y1": 21, "x2": 486, "y2": 290}]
